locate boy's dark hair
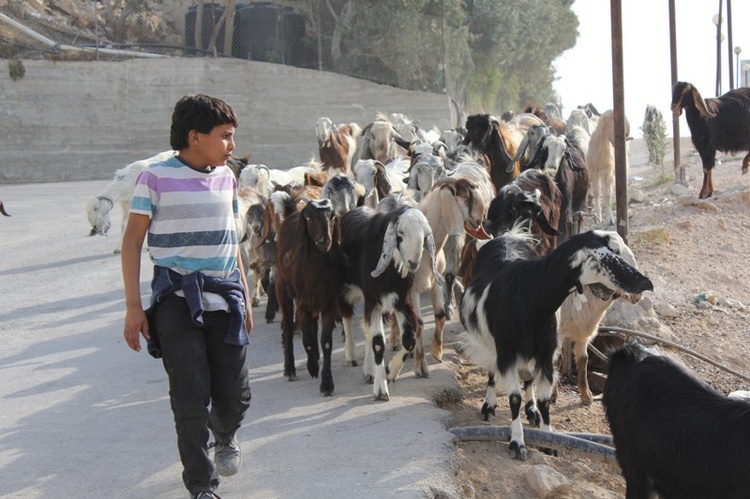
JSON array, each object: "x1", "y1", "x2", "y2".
[{"x1": 170, "y1": 94, "x2": 239, "y2": 150}]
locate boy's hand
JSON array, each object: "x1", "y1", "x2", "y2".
[{"x1": 124, "y1": 307, "x2": 150, "y2": 352}]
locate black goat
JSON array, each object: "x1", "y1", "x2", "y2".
[
  {"x1": 603, "y1": 344, "x2": 750, "y2": 498},
  {"x1": 459, "y1": 230, "x2": 653, "y2": 460},
  {"x1": 339, "y1": 205, "x2": 440, "y2": 400},
  {"x1": 274, "y1": 198, "x2": 344, "y2": 396},
  {"x1": 671, "y1": 81, "x2": 750, "y2": 199}
]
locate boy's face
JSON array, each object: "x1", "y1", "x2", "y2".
[{"x1": 192, "y1": 123, "x2": 236, "y2": 167}]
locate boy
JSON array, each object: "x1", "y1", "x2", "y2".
[{"x1": 121, "y1": 94, "x2": 253, "y2": 499}]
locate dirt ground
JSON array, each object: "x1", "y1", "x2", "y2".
[{"x1": 439, "y1": 137, "x2": 750, "y2": 498}]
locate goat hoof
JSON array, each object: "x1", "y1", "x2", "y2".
[
  {"x1": 373, "y1": 387, "x2": 390, "y2": 401},
  {"x1": 320, "y1": 380, "x2": 334, "y2": 397},
  {"x1": 525, "y1": 409, "x2": 541, "y2": 428},
  {"x1": 251, "y1": 298, "x2": 260, "y2": 307},
  {"x1": 364, "y1": 374, "x2": 374, "y2": 384},
  {"x1": 431, "y1": 344, "x2": 443, "y2": 362},
  {"x1": 481, "y1": 403, "x2": 496, "y2": 421},
  {"x1": 286, "y1": 373, "x2": 297, "y2": 382},
  {"x1": 509, "y1": 441, "x2": 527, "y2": 461},
  {"x1": 579, "y1": 390, "x2": 594, "y2": 406},
  {"x1": 540, "y1": 447, "x2": 559, "y2": 457},
  {"x1": 350, "y1": 360, "x2": 358, "y2": 367},
  {"x1": 113, "y1": 249, "x2": 121, "y2": 255}
]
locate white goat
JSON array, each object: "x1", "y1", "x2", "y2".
[
  {"x1": 566, "y1": 124, "x2": 591, "y2": 160},
  {"x1": 86, "y1": 150, "x2": 176, "y2": 254},
  {"x1": 239, "y1": 160, "x2": 322, "y2": 196},
  {"x1": 586, "y1": 109, "x2": 630, "y2": 226},
  {"x1": 557, "y1": 231, "x2": 645, "y2": 405},
  {"x1": 387, "y1": 174, "x2": 489, "y2": 381},
  {"x1": 566, "y1": 108, "x2": 594, "y2": 136},
  {"x1": 236, "y1": 186, "x2": 268, "y2": 307},
  {"x1": 353, "y1": 158, "x2": 408, "y2": 204}
]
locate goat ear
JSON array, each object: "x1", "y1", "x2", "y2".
[
  {"x1": 424, "y1": 228, "x2": 444, "y2": 286},
  {"x1": 691, "y1": 87, "x2": 717, "y2": 119},
  {"x1": 437, "y1": 178, "x2": 456, "y2": 195},
  {"x1": 371, "y1": 222, "x2": 397, "y2": 278},
  {"x1": 509, "y1": 133, "x2": 530, "y2": 172}
]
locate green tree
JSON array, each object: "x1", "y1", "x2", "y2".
[
  {"x1": 288, "y1": 0, "x2": 577, "y2": 116},
  {"x1": 464, "y1": 0, "x2": 577, "y2": 114}
]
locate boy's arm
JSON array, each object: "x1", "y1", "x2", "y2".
[
  {"x1": 237, "y1": 249, "x2": 254, "y2": 334},
  {"x1": 121, "y1": 213, "x2": 151, "y2": 352}
]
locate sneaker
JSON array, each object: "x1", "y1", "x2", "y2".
[
  {"x1": 211, "y1": 437, "x2": 241, "y2": 476},
  {"x1": 192, "y1": 492, "x2": 222, "y2": 499}
]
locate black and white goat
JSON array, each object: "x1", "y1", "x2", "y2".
[
  {"x1": 525, "y1": 134, "x2": 589, "y2": 242},
  {"x1": 485, "y1": 169, "x2": 561, "y2": 255},
  {"x1": 603, "y1": 344, "x2": 750, "y2": 498},
  {"x1": 509, "y1": 124, "x2": 550, "y2": 168},
  {"x1": 405, "y1": 152, "x2": 446, "y2": 202},
  {"x1": 671, "y1": 81, "x2": 750, "y2": 198},
  {"x1": 459, "y1": 229, "x2": 653, "y2": 460},
  {"x1": 339, "y1": 205, "x2": 441, "y2": 400},
  {"x1": 321, "y1": 174, "x2": 362, "y2": 216}
]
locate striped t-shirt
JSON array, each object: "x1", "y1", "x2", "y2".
[{"x1": 131, "y1": 156, "x2": 240, "y2": 310}]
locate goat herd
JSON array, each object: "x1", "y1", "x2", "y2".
[{"x1": 82, "y1": 80, "x2": 750, "y2": 497}]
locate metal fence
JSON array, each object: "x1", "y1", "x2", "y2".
[{"x1": 0, "y1": 1, "x2": 470, "y2": 109}]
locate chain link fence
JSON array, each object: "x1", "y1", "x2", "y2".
[{"x1": 1, "y1": 1, "x2": 471, "y2": 111}]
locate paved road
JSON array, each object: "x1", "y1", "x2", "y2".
[{"x1": 0, "y1": 181, "x2": 463, "y2": 499}]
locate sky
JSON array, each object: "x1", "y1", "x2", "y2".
[{"x1": 553, "y1": 0, "x2": 750, "y2": 137}]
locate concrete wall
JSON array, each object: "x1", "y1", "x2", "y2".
[{"x1": 0, "y1": 58, "x2": 456, "y2": 183}]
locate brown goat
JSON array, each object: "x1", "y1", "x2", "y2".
[
  {"x1": 316, "y1": 117, "x2": 361, "y2": 175},
  {"x1": 275, "y1": 197, "x2": 345, "y2": 396},
  {"x1": 463, "y1": 114, "x2": 522, "y2": 192}
]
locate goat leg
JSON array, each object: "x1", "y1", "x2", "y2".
[
  {"x1": 574, "y1": 340, "x2": 594, "y2": 405},
  {"x1": 300, "y1": 311, "x2": 320, "y2": 380},
  {"x1": 388, "y1": 313, "x2": 400, "y2": 350},
  {"x1": 481, "y1": 373, "x2": 498, "y2": 421},
  {"x1": 319, "y1": 312, "x2": 336, "y2": 396},
  {"x1": 699, "y1": 168, "x2": 713, "y2": 199}
]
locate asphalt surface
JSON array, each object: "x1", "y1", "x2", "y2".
[{"x1": 0, "y1": 180, "x2": 463, "y2": 499}]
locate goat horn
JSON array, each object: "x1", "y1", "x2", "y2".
[
  {"x1": 371, "y1": 222, "x2": 397, "y2": 278},
  {"x1": 0, "y1": 201, "x2": 10, "y2": 217}
]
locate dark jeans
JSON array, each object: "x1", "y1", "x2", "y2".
[{"x1": 155, "y1": 294, "x2": 251, "y2": 495}]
